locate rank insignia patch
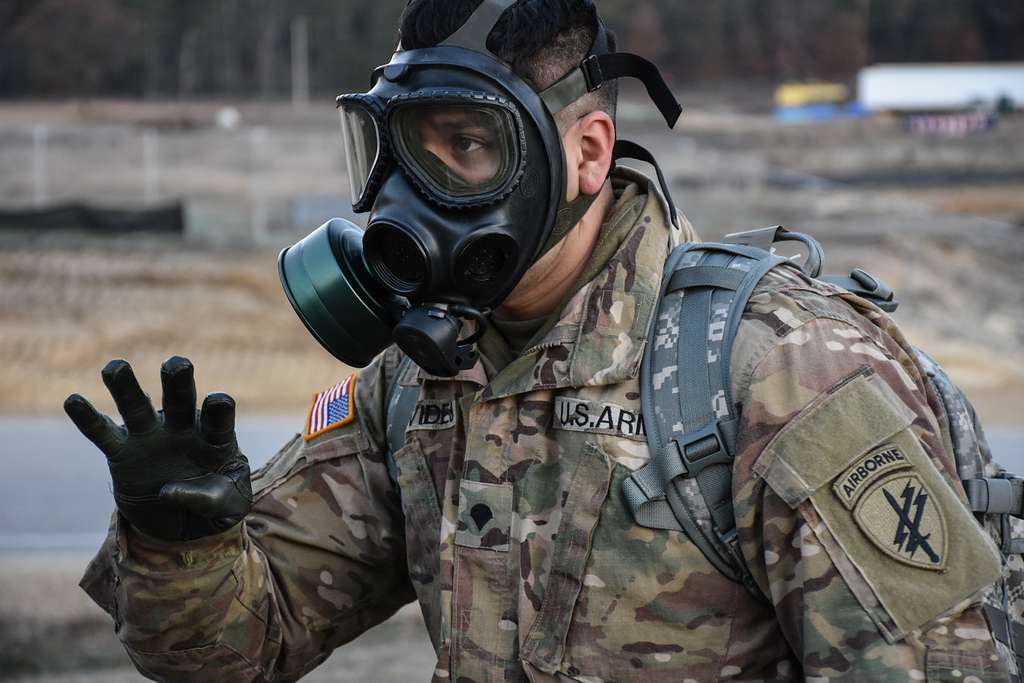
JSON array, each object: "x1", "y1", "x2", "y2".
[
  {"x1": 853, "y1": 471, "x2": 947, "y2": 571},
  {"x1": 305, "y1": 374, "x2": 357, "y2": 441}
]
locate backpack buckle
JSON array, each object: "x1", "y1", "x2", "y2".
[
  {"x1": 670, "y1": 421, "x2": 734, "y2": 478},
  {"x1": 850, "y1": 269, "x2": 895, "y2": 307}
]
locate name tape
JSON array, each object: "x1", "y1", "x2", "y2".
[
  {"x1": 406, "y1": 399, "x2": 458, "y2": 432},
  {"x1": 553, "y1": 396, "x2": 646, "y2": 441}
]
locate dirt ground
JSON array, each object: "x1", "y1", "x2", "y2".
[{"x1": 0, "y1": 236, "x2": 348, "y2": 418}]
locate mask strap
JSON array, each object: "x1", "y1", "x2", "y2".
[
  {"x1": 439, "y1": 0, "x2": 517, "y2": 55},
  {"x1": 612, "y1": 140, "x2": 679, "y2": 229},
  {"x1": 541, "y1": 55, "x2": 682, "y2": 129},
  {"x1": 539, "y1": 137, "x2": 680, "y2": 257},
  {"x1": 538, "y1": 190, "x2": 600, "y2": 257}
]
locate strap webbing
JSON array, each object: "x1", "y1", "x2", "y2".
[
  {"x1": 439, "y1": 0, "x2": 517, "y2": 54},
  {"x1": 613, "y1": 140, "x2": 678, "y2": 229},
  {"x1": 668, "y1": 265, "x2": 746, "y2": 293},
  {"x1": 539, "y1": 64, "x2": 592, "y2": 114},
  {"x1": 984, "y1": 604, "x2": 1024, "y2": 682},
  {"x1": 964, "y1": 478, "x2": 1024, "y2": 517},
  {"x1": 674, "y1": 249, "x2": 741, "y2": 535},
  {"x1": 539, "y1": 190, "x2": 600, "y2": 257},
  {"x1": 544, "y1": 139, "x2": 681, "y2": 257},
  {"x1": 597, "y1": 54, "x2": 682, "y2": 126},
  {"x1": 384, "y1": 356, "x2": 418, "y2": 492},
  {"x1": 541, "y1": 53, "x2": 682, "y2": 128},
  {"x1": 625, "y1": 238, "x2": 787, "y2": 599}
]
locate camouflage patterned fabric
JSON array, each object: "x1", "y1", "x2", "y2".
[
  {"x1": 915, "y1": 348, "x2": 1024, "y2": 677},
  {"x1": 81, "y1": 167, "x2": 1009, "y2": 681}
]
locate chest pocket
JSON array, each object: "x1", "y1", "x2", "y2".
[
  {"x1": 754, "y1": 368, "x2": 1003, "y2": 643},
  {"x1": 455, "y1": 481, "x2": 513, "y2": 552},
  {"x1": 520, "y1": 442, "x2": 614, "y2": 672}
]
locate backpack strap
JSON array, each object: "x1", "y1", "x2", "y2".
[
  {"x1": 613, "y1": 140, "x2": 679, "y2": 230},
  {"x1": 963, "y1": 477, "x2": 1024, "y2": 521},
  {"x1": 983, "y1": 604, "x2": 1024, "y2": 683},
  {"x1": 384, "y1": 355, "x2": 418, "y2": 494},
  {"x1": 723, "y1": 226, "x2": 824, "y2": 278},
  {"x1": 625, "y1": 233, "x2": 812, "y2": 599},
  {"x1": 915, "y1": 347, "x2": 1024, "y2": 676},
  {"x1": 625, "y1": 227, "x2": 825, "y2": 598}
]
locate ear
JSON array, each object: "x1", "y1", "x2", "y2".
[{"x1": 574, "y1": 111, "x2": 615, "y2": 196}]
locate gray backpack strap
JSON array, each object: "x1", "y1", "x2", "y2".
[
  {"x1": 624, "y1": 241, "x2": 789, "y2": 599},
  {"x1": 916, "y1": 348, "x2": 1024, "y2": 678},
  {"x1": 917, "y1": 347, "x2": 1024, "y2": 527},
  {"x1": 384, "y1": 355, "x2": 419, "y2": 492}
]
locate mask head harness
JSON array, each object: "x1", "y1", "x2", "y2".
[{"x1": 279, "y1": 0, "x2": 682, "y2": 377}]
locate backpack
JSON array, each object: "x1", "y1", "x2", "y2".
[
  {"x1": 620, "y1": 226, "x2": 1024, "y2": 675},
  {"x1": 383, "y1": 226, "x2": 1024, "y2": 675}
]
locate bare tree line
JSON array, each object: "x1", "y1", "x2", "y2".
[{"x1": 1, "y1": 0, "x2": 1022, "y2": 98}]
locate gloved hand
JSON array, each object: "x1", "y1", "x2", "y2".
[{"x1": 64, "y1": 356, "x2": 253, "y2": 542}]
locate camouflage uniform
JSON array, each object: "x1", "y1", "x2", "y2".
[{"x1": 81, "y1": 168, "x2": 1009, "y2": 682}]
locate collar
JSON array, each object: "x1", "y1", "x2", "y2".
[{"x1": 412, "y1": 167, "x2": 679, "y2": 400}]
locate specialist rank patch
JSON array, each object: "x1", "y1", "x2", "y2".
[{"x1": 832, "y1": 444, "x2": 912, "y2": 509}]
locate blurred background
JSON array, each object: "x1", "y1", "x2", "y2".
[{"x1": 1, "y1": 1, "x2": 1022, "y2": 680}]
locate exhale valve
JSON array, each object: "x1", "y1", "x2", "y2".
[{"x1": 392, "y1": 304, "x2": 486, "y2": 377}]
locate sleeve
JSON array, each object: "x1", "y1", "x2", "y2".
[
  {"x1": 730, "y1": 298, "x2": 1010, "y2": 682},
  {"x1": 79, "y1": 347, "x2": 415, "y2": 682}
]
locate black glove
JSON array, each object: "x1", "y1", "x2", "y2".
[{"x1": 64, "y1": 356, "x2": 253, "y2": 542}]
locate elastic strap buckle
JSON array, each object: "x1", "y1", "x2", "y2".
[{"x1": 581, "y1": 55, "x2": 605, "y2": 92}]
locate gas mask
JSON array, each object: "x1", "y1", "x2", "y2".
[{"x1": 279, "y1": 0, "x2": 681, "y2": 377}]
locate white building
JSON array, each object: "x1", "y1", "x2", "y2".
[{"x1": 858, "y1": 63, "x2": 1024, "y2": 112}]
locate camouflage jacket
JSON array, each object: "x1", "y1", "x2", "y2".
[{"x1": 81, "y1": 169, "x2": 1008, "y2": 682}]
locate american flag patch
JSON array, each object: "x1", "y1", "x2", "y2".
[{"x1": 304, "y1": 374, "x2": 357, "y2": 441}]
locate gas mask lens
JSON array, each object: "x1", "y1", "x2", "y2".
[
  {"x1": 390, "y1": 100, "x2": 522, "y2": 201},
  {"x1": 338, "y1": 99, "x2": 381, "y2": 208}
]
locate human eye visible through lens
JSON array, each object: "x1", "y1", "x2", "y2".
[{"x1": 418, "y1": 116, "x2": 500, "y2": 186}]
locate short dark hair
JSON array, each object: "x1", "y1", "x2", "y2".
[{"x1": 399, "y1": 0, "x2": 618, "y2": 128}]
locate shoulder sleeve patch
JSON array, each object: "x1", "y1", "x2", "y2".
[
  {"x1": 757, "y1": 369, "x2": 1002, "y2": 642},
  {"x1": 754, "y1": 369, "x2": 915, "y2": 508},
  {"x1": 304, "y1": 373, "x2": 358, "y2": 442},
  {"x1": 851, "y1": 468, "x2": 948, "y2": 571}
]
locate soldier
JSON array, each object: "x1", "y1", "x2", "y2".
[{"x1": 66, "y1": 0, "x2": 1009, "y2": 681}]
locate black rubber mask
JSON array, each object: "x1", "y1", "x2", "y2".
[{"x1": 279, "y1": 0, "x2": 681, "y2": 376}]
